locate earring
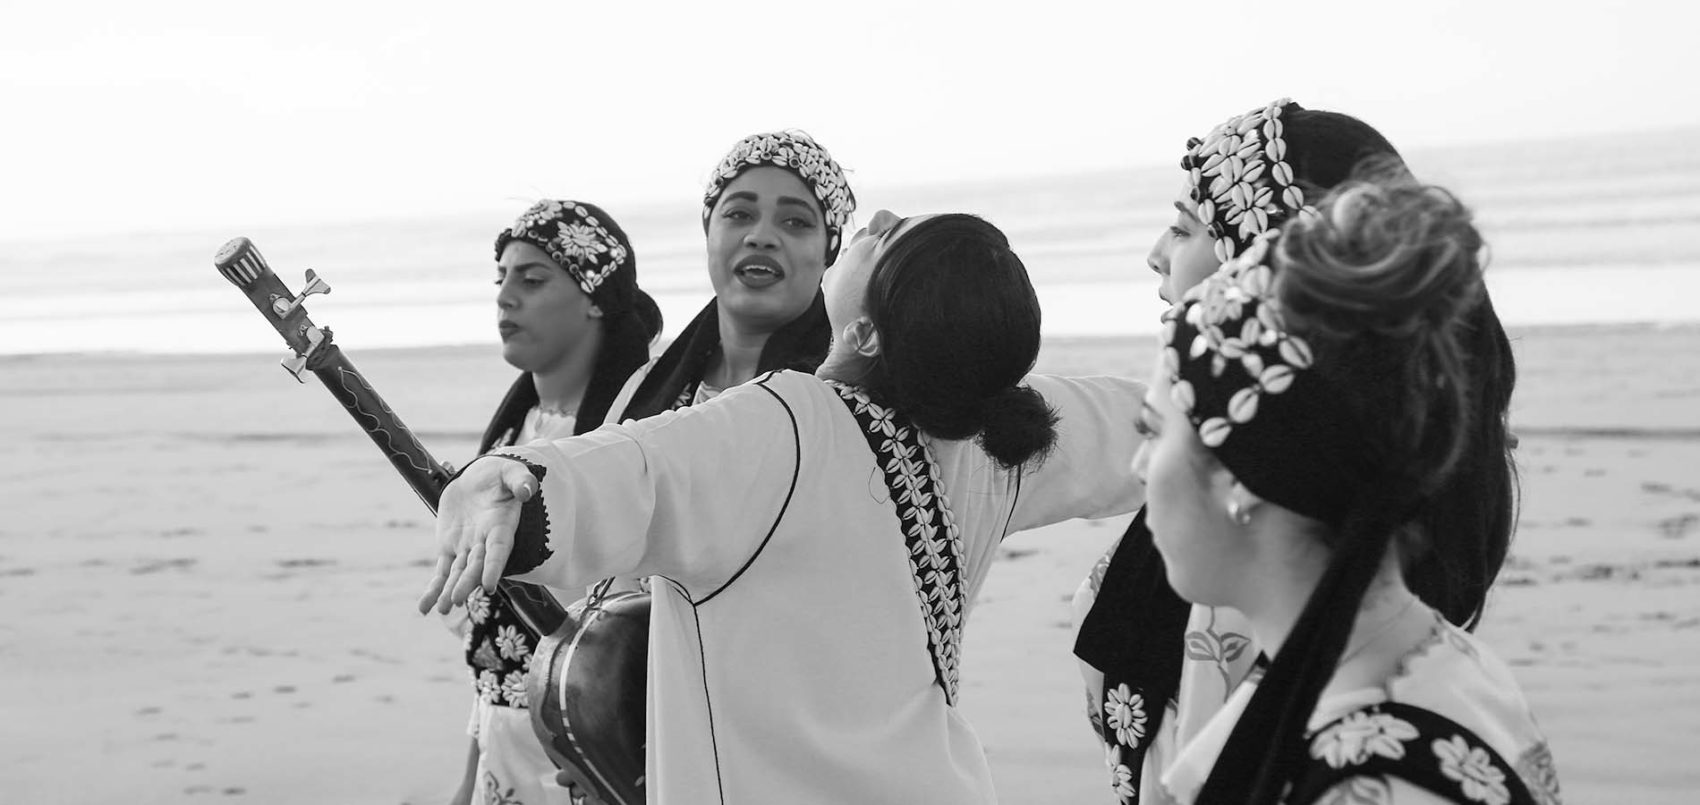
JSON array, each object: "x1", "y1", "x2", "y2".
[{"x1": 1227, "y1": 499, "x2": 1252, "y2": 526}]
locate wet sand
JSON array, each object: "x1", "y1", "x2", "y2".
[{"x1": 2, "y1": 324, "x2": 1696, "y2": 802}]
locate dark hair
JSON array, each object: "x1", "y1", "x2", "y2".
[
  {"x1": 1403, "y1": 295, "x2": 1518, "y2": 629},
  {"x1": 574, "y1": 289, "x2": 662, "y2": 432},
  {"x1": 860, "y1": 214, "x2": 1057, "y2": 469},
  {"x1": 1285, "y1": 139, "x2": 1515, "y2": 631},
  {"x1": 481, "y1": 202, "x2": 663, "y2": 445},
  {"x1": 1282, "y1": 106, "x2": 1405, "y2": 201},
  {"x1": 1199, "y1": 178, "x2": 1505, "y2": 803}
]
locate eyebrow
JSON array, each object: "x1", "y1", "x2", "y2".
[
  {"x1": 1173, "y1": 201, "x2": 1201, "y2": 224},
  {"x1": 724, "y1": 190, "x2": 818, "y2": 215},
  {"x1": 498, "y1": 261, "x2": 557, "y2": 273}
]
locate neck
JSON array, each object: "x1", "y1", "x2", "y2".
[
  {"x1": 707, "y1": 315, "x2": 774, "y2": 389},
  {"x1": 530, "y1": 331, "x2": 603, "y2": 414},
  {"x1": 1239, "y1": 538, "x2": 1415, "y2": 662},
  {"x1": 1235, "y1": 533, "x2": 1332, "y2": 659}
]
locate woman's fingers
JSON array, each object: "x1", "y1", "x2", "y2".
[
  {"x1": 417, "y1": 554, "x2": 453, "y2": 614},
  {"x1": 435, "y1": 549, "x2": 470, "y2": 614}
]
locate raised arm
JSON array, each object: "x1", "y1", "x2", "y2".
[
  {"x1": 1007, "y1": 374, "x2": 1148, "y2": 533},
  {"x1": 421, "y1": 374, "x2": 806, "y2": 612}
]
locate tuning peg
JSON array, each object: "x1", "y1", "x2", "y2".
[
  {"x1": 279, "y1": 324, "x2": 328, "y2": 383},
  {"x1": 270, "y1": 269, "x2": 333, "y2": 318}
]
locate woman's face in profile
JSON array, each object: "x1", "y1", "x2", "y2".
[
  {"x1": 822, "y1": 210, "x2": 928, "y2": 336},
  {"x1": 1148, "y1": 177, "x2": 1224, "y2": 304}
]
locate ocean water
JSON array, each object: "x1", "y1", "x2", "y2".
[{"x1": 2, "y1": 127, "x2": 1697, "y2": 357}]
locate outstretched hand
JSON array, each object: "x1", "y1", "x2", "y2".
[{"x1": 418, "y1": 456, "x2": 538, "y2": 615}]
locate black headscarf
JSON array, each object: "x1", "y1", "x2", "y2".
[{"x1": 618, "y1": 292, "x2": 833, "y2": 421}]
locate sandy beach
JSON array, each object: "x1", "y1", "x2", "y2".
[{"x1": 3, "y1": 324, "x2": 1697, "y2": 803}]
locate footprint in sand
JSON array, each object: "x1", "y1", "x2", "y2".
[
  {"x1": 275, "y1": 558, "x2": 335, "y2": 569},
  {"x1": 132, "y1": 558, "x2": 197, "y2": 575},
  {"x1": 1657, "y1": 513, "x2": 1699, "y2": 539}
]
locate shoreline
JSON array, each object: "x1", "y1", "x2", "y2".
[{"x1": 3, "y1": 319, "x2": 1696, "y2": 364}]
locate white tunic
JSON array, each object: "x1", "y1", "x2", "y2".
[{"x1": 497, "y1": 370, "x2": 1145, "y2": 804}]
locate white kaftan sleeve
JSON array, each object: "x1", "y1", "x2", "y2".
[
  {"x1": 1007, "y1": 374, "x2": 1147, "y2": 533},
  {"x1": 490, "y1": 371, "x2": 805, "y2": 598}
]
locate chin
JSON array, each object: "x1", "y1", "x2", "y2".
[{"x1": 500, "y1": 344, "x2": 532, "y2": 372}]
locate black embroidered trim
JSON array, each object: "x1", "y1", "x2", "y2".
[
  {"x1": 1290, "y1": 701, "x2": 1547, "y2": 805},
  {"x1": 828, "y1": 381, "x2": 966, "y2": 706},
  {"x1": 483, "y1": 453, "x2": 554, "y2": 576}
]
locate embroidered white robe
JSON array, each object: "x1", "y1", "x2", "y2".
[{"x1": 495, "y1": 370, "x2": 1145, "y2": 804}]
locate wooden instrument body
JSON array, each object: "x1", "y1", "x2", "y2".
[{"x1": 528, "y1": 588, "x2": 651, "y2": 805}]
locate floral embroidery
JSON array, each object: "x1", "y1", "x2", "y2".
[
  {"x1": 1105, "y1": 745, "x2": 1137, "y2": 803},
  {"x1": 1181, "y1": 98, "x2": 1310, "y2": 263},
  {"x1": 500, "y1": 199, "x2": 630, "y2": 296},
  {"x1": 1310, "y1": 710, "x2": 1419, "y2": 768},
  {"x1": 1295, "y1": 703, "x2": 1548, "y2": 805},
  {"x1": 1182, "y1": 606, "x2": 1254, "y2": 697},
  {"x1": 476, "y1": 669, "x2": 502, "y2": 702},
  {"x1": 466, "y1": 587, "x2": 492, "y2": 624},
  {"x1": 481, "y1": 769, "x2": 525, "y2": 805},
  {"x1": 500, "y1": 670, "x2": 529, "y2": 707},
  {"x1": 1514, "y1": 742, "x2": 1563, "y2": 805},
  {"x1": 1104, "y1": 684, "x2": 1148, "y2": 748},
  {"x1": 829, "y1": 382, "x2": 966, "y2": 705},
  {"x1": 495, "y1": 624, "x2": 531, "y2": 661},
  {"x1": 462, "y1": 584, "x2": 542, "y2": 708},
  {"x1": 1434, "y1": 734, "x2": 1512, "y2": 805}
]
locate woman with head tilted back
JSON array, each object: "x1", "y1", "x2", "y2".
[
  {"x1": 1135, "y1": 179, "x2": 1559, "y2": 803},
  {"x1": 1071, "y1": 100, "x2": 1522, "y2": 803},
  {"x1": 420, "y1": 210, "x2": 1148, "y2": 802},
  {"x1": 446, "y1": 200, "x2": 661, "y2": 805}
]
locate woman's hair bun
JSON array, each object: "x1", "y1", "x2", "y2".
[{"x1": 974, "y1": 384, "x2": 1058, "y2": 469}]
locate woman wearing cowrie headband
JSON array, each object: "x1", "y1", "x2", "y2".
[
  {"x1": 604, "y1": 129, "x2": 854, "y2": 420},
  {"x1": 419, "y1": 211, "x2": 1149, "y2": 803},
  {"x1": 1130, "y1": 179, "x2": 1558, "y2": 804},
  {"x1": 1072, "y1": 100, "x2": 1523, "y2": 803},
  {"x1": 447, "y1": 200, "x2": 662, "y2": 805}
]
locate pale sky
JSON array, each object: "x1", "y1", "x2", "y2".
[{"x1": 1, "y1": 0, "x2": 1694, "y2": 242}]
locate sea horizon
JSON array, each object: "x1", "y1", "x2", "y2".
[{"x1": 4, "y1": 125, "x2": 1697, "y2": 358}]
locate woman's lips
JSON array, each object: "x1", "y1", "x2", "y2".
[{"x1": 733, "y1": 255, "x2": 785, "y2": 289}]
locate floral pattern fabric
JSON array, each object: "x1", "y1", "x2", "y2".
[
  {"x1": 1292, "y1": 702, "x2": 1561, "y2": 805},
  {"x1": 497, "y1": 199, "x2": 631, "y2": 297},
  {"x1": 464, "y1": 585, "x2": 541, "y2": 708}
]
